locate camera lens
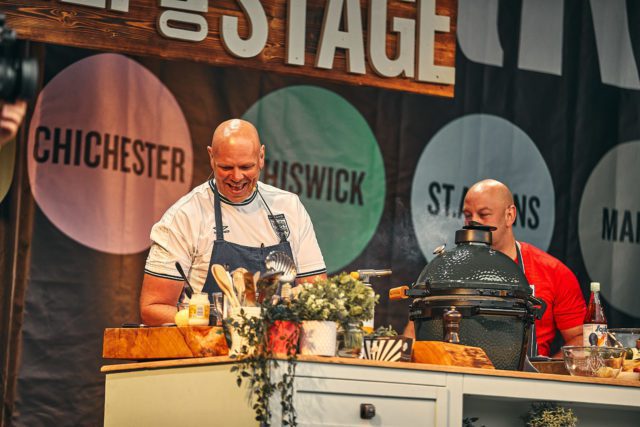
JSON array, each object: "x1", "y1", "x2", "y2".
[
  {"x1": 0, "y1": 13, "x2": 40, "y2": 102},
  {"x1": 0, "y1": 56, "x2": 38, "y2": 102},
  {"x1": 0, "y1": 58, "x2": 18, "y2": 101},
  {"x1": 18, "y1": 57, "x2": 38, "y2": 100}
]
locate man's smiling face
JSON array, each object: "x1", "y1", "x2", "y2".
[{"x1": 208, "y1": 119, "x2": 265, "y2": 203}]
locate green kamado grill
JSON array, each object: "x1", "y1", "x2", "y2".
[{"x1": 408, "y1": 224, "x2": 546, "y2": 370}]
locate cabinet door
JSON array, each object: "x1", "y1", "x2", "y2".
[{"x1": 280, "y1": 377, "x2": 448, "y2": 427}]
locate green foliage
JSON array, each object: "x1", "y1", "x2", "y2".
[
  {"x1": 370, "y1": 325, "x2": 398, "y2": 337},
  {"x1": 293, "y1": 278, "x2": 347, "y2": 321},
  {"x1": 228, "y1": 272, "x2": 381, "y2": 425},
  {"x1": 522, "y1": 402, "x2": 578, "y2": 427},
  {"x1": 294, "y1": 272, "x2": 378, "y2": 324},
  {"x1": 228, "y1": 303, "x2": 298, "y2": 426},
  {"x1": 264, "y1": 300, "x2": 300, "y2": 323}
]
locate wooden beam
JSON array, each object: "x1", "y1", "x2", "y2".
[{"x1": 2, "y1": 0, "x2": 456, "y2": 97}]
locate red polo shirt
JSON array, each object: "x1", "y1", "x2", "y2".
[{"x1": 516, "y1": 242, "x2": 586, "y2": 356}]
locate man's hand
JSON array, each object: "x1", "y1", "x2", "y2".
[{"x1": 0, "y1": 100, "x2": 27, "y2": 148}]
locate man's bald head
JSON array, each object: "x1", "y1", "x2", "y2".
[
  {"x1": 466, "y1": 179, "x2": 514, "y2": 209},
  {"x1": 463, "y1": 179, "x2": 517, "y2": 254},
  {"x1": 210, "y1": 119, "x2": 261, "y2": 156}
]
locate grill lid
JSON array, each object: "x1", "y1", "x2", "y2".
[{"x1": 413, "y1": 223, "x2": 531, "y2": 299}]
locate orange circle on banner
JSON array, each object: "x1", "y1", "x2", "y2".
[{"x1": 27, "y1": 54, "x2": 193, "y2": 254}]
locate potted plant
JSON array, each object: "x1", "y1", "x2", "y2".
[
  {"x1": 521, "y1": 402, "x2": 578, "y2": 427},
  {"x1": 292, "y1": 273, "x2": 378, "y2": 356},
  {"x1": 332, "y1": 273, "x2": 378, "y2": 357},
  {"x1": 293, "y1": 277, "x2": 346, "y2": 355},
  {"x1": 264, "y1": 290, "x2": 301, "y2": 357},
  {"x1": 229, "y1": 273, "x2": 379, "y2": 424},
  {"x1": 229, "y1": 298, "x2": 299, "y2": 426}
]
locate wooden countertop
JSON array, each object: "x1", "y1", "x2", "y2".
[{"x1": 101, "y1": 355, "x2": 640, "y2": 388}]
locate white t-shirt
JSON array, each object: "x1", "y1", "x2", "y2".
[{"x1": 144, "y1": 180, "x2": 326, "y2": 292}]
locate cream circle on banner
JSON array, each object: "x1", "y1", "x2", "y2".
[
  {"x1": 579, "y1": 141, "x2": 640, "y2": 316},
  {"x1": 27, "y1": 53, "x2": 193, "y2": 254},
  {"x1": 242, "y1": 86, "x2": 385, "y2": 273},
  {"x1": 411, "y1": 114, "x2": 555, "y2": 261}
]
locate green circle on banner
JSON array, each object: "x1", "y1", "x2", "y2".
[
  {"x1": 243, "y1": 85, "x2": 385, "y2": 273},
  {"x1": 0, "y1": 139, "x2": 16, "y2": 203}
]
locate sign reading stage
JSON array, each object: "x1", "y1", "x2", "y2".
[{"x1": 4, "y1": 0, "x2": 456, "y2": 97}]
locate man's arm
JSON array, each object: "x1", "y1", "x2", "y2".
[
  {"x1": 551, "y1": 325, "x2": 583, "y2": 358},
  {"x1": 139, "y1": 273, "x2": 184, "y2": 325}
]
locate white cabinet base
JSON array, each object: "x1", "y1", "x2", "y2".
[{"x1": 102, "y1": 356, "x2": 640, "y2": 426}]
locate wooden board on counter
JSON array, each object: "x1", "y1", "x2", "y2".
[
  {"x1": 411, "y1": 341, "x2": 495, "y2": 369},
  {"x1": 532, "y1": 359, "x2": 569, "y2": 375},
  {"x1": 103, "y1": 326, "x2": 229, "y2": 359}
]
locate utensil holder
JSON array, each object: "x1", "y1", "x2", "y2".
[{"x1": 228, "y1": 306, "x2": 262, "y2": 355}]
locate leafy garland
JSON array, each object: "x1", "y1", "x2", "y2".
[
  {"x1": 227, "y1": 273, "x2": 379, "y2": 426},
  {"x1": 228, "y1": 304, "x2": 299, "y2": 426}
]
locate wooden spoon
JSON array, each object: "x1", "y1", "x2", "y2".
[
  {"x1": 232, "y1": 268, "x2": 247, "y2": 306},
  {"x1": 211, "y1": 264, "x2": 240, "y2": 308}
]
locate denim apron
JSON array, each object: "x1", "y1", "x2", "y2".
[{"x1": 201, "y1": 183, "x2": 294, "y2": 295}]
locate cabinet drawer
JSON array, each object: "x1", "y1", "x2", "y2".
[{"x1": 287, "y1": 377, "x2": 447, "y2": 427}]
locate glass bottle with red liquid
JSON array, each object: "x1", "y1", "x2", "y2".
[{"x1": 582, "y1": 282, "x2": 608, "y2": 347}]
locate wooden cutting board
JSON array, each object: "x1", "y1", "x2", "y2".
[
  {"x1": 532, "y1": 360, "x2": 569, "y2": 375},
  {"x1": 103, "y1": 326, "x2": 229, "y2": 359},
  {"x1": 412, "y1": 341, "x2": 495, "y2": 369}
]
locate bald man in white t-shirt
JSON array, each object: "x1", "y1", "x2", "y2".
[{"x1": 140, "y1": 119, "x2": 326, "y2": 325}]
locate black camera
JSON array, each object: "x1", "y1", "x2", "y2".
[{"x1": 0, "y1": 13, "x2": 39, "y2": 102}]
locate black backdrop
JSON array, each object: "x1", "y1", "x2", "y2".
[{"x1": 6, "y1": 2, "x2": 640, "y2": 425}]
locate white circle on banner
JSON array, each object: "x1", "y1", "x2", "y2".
[
  {"x1": 411, "y1": 114, "x2": 554, "y2": 261},
  {"x1": 578, "y1": 141, "x2": 640, "y2": 316},
  {"x1": 27, "y1": 53, "x2": 193, "y2": 254}
]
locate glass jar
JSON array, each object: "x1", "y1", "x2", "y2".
[
  {"x1": 338, "y1": 322, "x2": 364, "y2": 358},
  {"x1": 188, "y1": 292, "x2": 210, "y2": 326}
]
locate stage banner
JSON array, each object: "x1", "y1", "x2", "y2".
[
  {"x1": 9, "y1": 2, "x2": 640, "y2": 425},
  {"x1": 2, "y1": 0, "x2": 457, "y2": 97}
]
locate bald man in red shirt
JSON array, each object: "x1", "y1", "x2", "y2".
[{"x1": 461, "y1": 179, "x2": 586, "y2": 357}]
